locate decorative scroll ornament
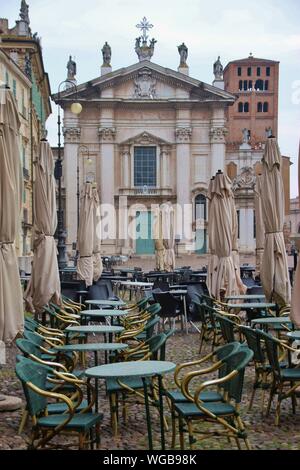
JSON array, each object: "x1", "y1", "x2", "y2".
[{"x1": 232, "y1": 166, "x2": 256, "y2": 191}]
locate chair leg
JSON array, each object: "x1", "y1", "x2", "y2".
[
  {"x1": 171, "y1": 406, "x2": 177, "y2": 449},
  {"x1": 275, "y1": 384, "x2": 283, "y2": 426},
  {"x1": 266, "y1": 381, "x2": 276, "y2": 416},
  {"x1": 187, "y1": 420, "x2": 194, "y2": 450},
  {"x1": 18, "y1": 408, "x2": 29, "y2": 434},
  {"x1": 95, "y1": 422, "x2": 101, "y2": 449},
  {"x1": 110, "y1": 393, "x2": 118, "y2": 437},
  {"x1": 291, "y1": 382, "x2": 297, "y2": 414},
  {"x1": 179, "y1": 416, "x2": 185, "y2": 450}
]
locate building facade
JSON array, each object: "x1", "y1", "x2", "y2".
[
  {"x1": 0, "y1": 1, "x2": 51, "y2": 270},
  {"x1": 53, "y1": 26, "x2": 290, "y2": 262}
]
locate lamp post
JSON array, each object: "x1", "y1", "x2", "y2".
[{"x1": 54, "y1": 79, "x2": 82, "y2": 270}]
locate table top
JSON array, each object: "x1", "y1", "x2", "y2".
[
  {"x1": 80, "y1": 309, "x2": 128, "y2": 317},
  {"x1": 54, "y1": 342, "x2": 128, "y2": 352},
  {"x1": 286, "y1": 331, "x2": 300, "y2": 340},
  {"x1": 190, "y1": 273, "x2": 207, "y2": 277},
  {"x1": 85, "y1": 360, "x2": 176, "y2": 379},
  {"x1": 119, "y1": 281, "x2": 154, "y2": 287},
  {"x1": 227, "y1": 302, "x2": 276, "y2": 310},
  {"x1": 86, "y1": 299, "x2": 126, "y2": 307},
  {"x1": 169, "y1": 290, "x2": 187, "y2": 295},
  {"x1": 146, "y1": 273, "x2": 173, "y2": 278},
  {"x1": 77, "y1": 290, "x2": 88, "y2": 294},
  {"x1": 170, "y1": 285, "x2": 188, "y2": 289},
  {"x1": 225, "y1": 295, "x2": 265, "y2": 301},
  {"x1": 66, "y1": 325, "x2": 124, "y2": 333},
  {"x1": 251, "y1": 317, "x2": 291, "y2": 325}
]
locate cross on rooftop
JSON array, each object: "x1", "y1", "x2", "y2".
[{"x1": 136, "y1": 17, "x2": 153, "y2": 41}]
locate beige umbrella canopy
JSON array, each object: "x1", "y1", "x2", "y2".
[
  {"x1": 207, "y1": 177, "x2": 219, "y2": 296},
  {"x1": 92, "y1": 186, "x2": 103, "y2": 282},
  {"x1": 77, "y1": 183, "x2": 94, "y2": 287},
  {"x1": 162, "y1": 202, "x2": 175, "y2": 272},
  {"x1": 25, "y1": 141, "x2": 61, "y2": 312},
  {"x1": 210, "y1": 171, "x2": 238, "y2": 300},
  {"x1": 260, "y1": 137, "x2": 291, "y2": 306},
  {"x1": 254, "y1": 175, "x2": 265, "y2": 275},
  {"x1": 153, "y1": 207, "x2": 165, "y2": 271},
  {"x1": 290, "y1": 141, "x2": 300, "y2": 327},
  {"x1": 0, "y1": 88, "x2": 24, "y2": 343}
]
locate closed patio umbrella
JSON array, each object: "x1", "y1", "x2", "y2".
[
  {"x1": 290, "y1": 141, "x2": 300, "y2": 327},
  {"x1": 153, "y1": 207, "x2": 165, "y2": 271},
  {"x1": 162, "y1": 202, "x2": 175, "y2": 272},
  {"x1": 25, "y1": 141, "x2": 61, "y2": 313},
  {"x1": 92, "y1": 185, "x2": 103, "y2": 282},
  {"x1": 254, "y1": 175, "x2": 265, "y2": 275},
  {"x1": 210, "y1": 171, "x2": 238, "y2": 299},
  {"x1": 207, "y1": 177, "x2": 218, "y2": 296},
  {"x1": 260, "y1": 137, "x2": 291, "y2": 306},
  {"x1": 77, "y1": 183, "x2": 94, "y2": 287},
  {"x1": 0, "y1": 87, "x2": 23, "y2": 343}
]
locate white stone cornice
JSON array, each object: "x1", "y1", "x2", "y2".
[
  {"x1": 98, "y1": 127, "x2": 116, "y2": 142},
  {"x1": 175, "y1": 127, "x2": 192, "y2": 143},
  {"x1": 63, "y1": 127, "x2": 81, "y2": 143},
  {"x1": 209, "y1": 127, "x2": 228, "y2": 143}
]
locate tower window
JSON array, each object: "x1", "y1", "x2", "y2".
[
  {"x1": 248, "y1": 80, "x2": 253, "y2": 90},
  {"x1": 244, "y1": 102, "x2": 249, "y2": 113},
  {"x1": 255, "y1": 79, "x2": 264, "y2": 91},
  {"x1": 257, "y1": 102, "x2": 263, "y2": 112},
  {"x1": 238, "y1": 102, "x2": 243, "y2": 113},
  {"x1": 264, "y1": 80, "x2": 269, "y2": 91},
  {"x1": 266, "y1": 66, "x2": 271, "y2": 76},
  {"x1": 247, "y1": 67, "x2": 252, "y2": 76},
  {"x1": 238, "y1": 67, "x2": 242, "y2": 76},
  {"x1": 263, "y1": 102, "x2": 269, "y2": 112},
  {"x1": 257, "y1": 67, "x2": 261, "y2": 76},
  {"x1": 239, "y1": 80, "x2": 243, "y2": 91},
  {"x1": 243, "y1": 80, "x2": 248, "y2": 91}
]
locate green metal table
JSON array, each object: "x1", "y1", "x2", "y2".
[
  {"x1": 65, "y1": 325, "x2": 124, "y2": 344},
  {"x1": 250, "y1": 317, "x2": 292, "y2": 330},
  {"x1": 54, "y1": 342, "x2": 128, "y2": 412},
  {"x1": 287, "y1": 331, "x2": 300, "y2": 340},
  {"x1": 85, "y1": 360, "x2": 176, "y2": 450},
  {"x1": 227, "y1": 302, "x2": 276, "y2": 310},
  {"x1": 225, "y1": 295, "x2": 266, "y2": 301},
  {"x1": 80, "y1": 309, "x2": 128, "y2": 326},
  {"x1": 85, "y1": 299, "x2": 126, "y2": 308}
]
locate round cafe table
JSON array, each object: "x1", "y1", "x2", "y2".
[
  {"x1": 80, "y1": 309, "x2": 128, "y2": 326},
  {"x1": 65, "y1": 325, "x2": 124, "y2": 344},
  {"x1": 286, "y1": 331, "x2": 300, "y2": 340},
  {"x1": 85, "y1": 360, "x2": 176, "y2": 450},
  {"x1": 85, "y1": 299, "x2": 126, "y2": 309},
  {"x1": 54, "y1": 342, "x2": 128, "y2": 412}
]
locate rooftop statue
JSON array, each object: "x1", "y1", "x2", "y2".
[
  {"x1": 102, "y1": 42, "x2": 112, "y2": 67},
  {"x1": 67, "y1": 55, "x2": 76, "y2": 81},
  {"x1": 178, "y1": 43, "x2": 188, "y2": 67},
  {"x1": 213, "y1": 56, "x2": 224, "y2": 80}
]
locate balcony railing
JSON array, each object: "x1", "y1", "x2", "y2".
[{"x1": 119, "y1": 187, "x2": 173, "y2": 197}]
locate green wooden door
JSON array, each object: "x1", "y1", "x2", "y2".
[{"x1": 136, "y1": 211, "x2": 155, "y2": 254}]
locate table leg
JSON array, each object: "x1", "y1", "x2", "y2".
[
  {"x1": 94, "y1": 351, "x2": 99, "y2": 413},
  {"x1": 158, "y1": 375, "x2": 165, "y2": 450},
  {"x1": 142, "y1": 377, "x2": 153, "y2": 450},
  {"x1": 183, "y1": 295, "x2": 188, "y2": 334}
]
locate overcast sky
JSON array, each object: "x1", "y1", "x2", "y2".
[{"x1": 2, "y1": 0, "x2": 300, "y2": 196}]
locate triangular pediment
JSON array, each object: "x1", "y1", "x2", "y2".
[
  {"x1": 120, "y1": 131, "x2": 172, "y2": 147},
  {"x1": 53, "y1": 61, "x2": 236, "y2": 104}
]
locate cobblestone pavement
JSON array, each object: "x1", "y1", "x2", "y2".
[{"x1": 1, "y1": 326, "x2": 300, "y2": 450}]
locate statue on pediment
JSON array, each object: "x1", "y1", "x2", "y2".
[
  {"x1": 213, "y1": 56, "x2": 223, "y2": 80},
  {"x1": 67, "y1": 55, "x2": 76, "y2": 81},
  {"x1": 102, "y1": 42, "x2": 111, "y2": 67},
  {"x1": 178, "y1": 43, "x2": 188, "y2": 67}
]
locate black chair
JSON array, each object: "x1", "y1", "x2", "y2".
[
  {"x1": 96, "y1": 279, "x2": 120, "y2": 300},
  {"x1": 186, "y1": 284, "x2": 205, "y2": 318},
  {"x1": 152, "y1": 291, "x2": 185, "y2": 331},
  {"x1": 152, "y1": 280, "x2": 170, "y2": 291}
]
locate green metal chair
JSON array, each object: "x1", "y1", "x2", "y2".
[
  {"x1": 166, "y1": 341, "x2": 242, "y2": 447},
  {"x1": 257, "y1": 329, "x2": 300, "y2": 425},
  {"x1": 15, "y1": 358, "x2": 102, "y2": 449},
  {"x1": 173, "y1": 347, "x2": 254, "y2": 450}
]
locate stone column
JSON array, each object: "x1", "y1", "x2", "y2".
[
  {"x1": 98, "y1": 127, "x2": 116, "y2": 252},
  {"x1": 160, "y1": 145, "x2": 170, "y2": 187},
  {"x1": 120, "y1": 145, "x2": 130, "y2": 188},
  {"x1": 119, "y1": 195, "x2": 130, "y2": 254},
  {"x1": 175, "y1": 127, "x2": 192, "y2": 251},
  {"x1": 210, "y1": 106, "x2": 227, "y2": 176},
  {"x1": 62, "y1": 126, "x2": 81, "y2": 251}
]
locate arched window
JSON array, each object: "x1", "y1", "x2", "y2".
[
  {"x1": 244, "y1": 102, "x2": 249, "y2": 113},
  {"x1": 264, "y1": 80, "x2": 269, "y2": 91},
  {"x1": 239, "y1": 80, "x2": 243, "y2": 91},
  {"x1": 248, "y1": 80, "x2": 253, "y2": 90},
  {"x1": 238, "y1": 102, "x2": 243, "y2": 113},
  {"x1": 257, "y1": 102, "x2": 263, "y2": 112},
  {"x1": 263, "y1": 102, "x2": 269, "y2": 112},
  {"x1": 255, "y1": 79, "x2": 264, "y2": 91},
  {"x1": 243, "y1": 80, "x2": 248, "y2": 91}
]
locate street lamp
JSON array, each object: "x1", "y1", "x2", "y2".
[{"x1": 54, "y1": 79, "x2": 82, "y2": 270}]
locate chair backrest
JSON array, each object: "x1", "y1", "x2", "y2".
[
  {"x1": 146, "y1": 333, "x2": 167, "y2": 360},
  {"x1": 24, "y1": 321, "x2": 37, "y2": 333},
  {"x1": 96, "y1": 279, "x2": 114, "y2": 297},
  {"x1": 193, "y1": 299, "x2": 208, "y2": 324},
  {"x1": 136, "y1": 297, "x2": 149, "y2": 311},
  {"x1": 23, "y1": 330, "x2": 44, "y2": 347},
  {"x1": 144, "y1": 316, "x2": 160, "y2": 339},
  {"x1": 256, "y1": 329, "x2": 282, "y2": 377},
  {"x1": 153, "y1": 280, "x2": 170, "y2": 291},
  {"x1": 239, "y1": 325, "x2": 265, "y2": 363},
  {"x1": 145, "y1": 303, "x2": 161, "y2": 316},
  {"x1": 200, "y1": 294, "x2": 215, "y2": 308},
  {"x1": 152, "y1": 292, "x2": 179, "y2": 317},
  {"x1": 15, "y1": 358, "x2": 49, "y2": 417},
  {"x1": 186, "y1": 284, "x2": 204, "y2": 306},
  {"x1": 215, "y1": 313, "x2": 236, "y2": 344},
  {"x1": 214, "y1": 342, "x2": 242, "y2": 383},
  {"x1": 223, "y1": 347, "x2": 254, "y2": 403},
  {"x1": 16, "y1": 338, "x2": 42, "y2": 358},
  {"x1": 88, "y1": 284, "x2": 109, "y2": 301}
]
